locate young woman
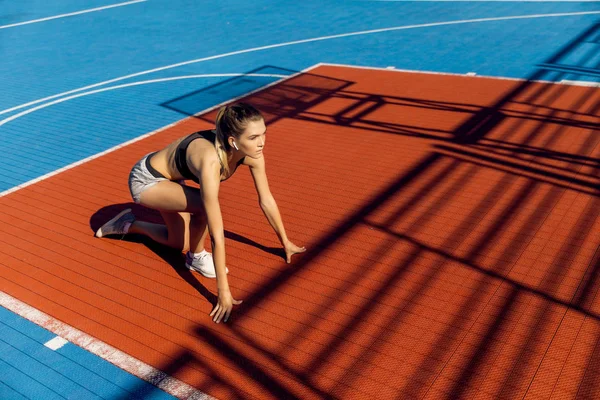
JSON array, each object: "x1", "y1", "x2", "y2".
[{"x1": 95, "y1": 103, "x2": 306, "y2": 323}]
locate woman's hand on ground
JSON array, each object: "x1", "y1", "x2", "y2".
[
  {"x1": 210, "y1": 289, "x2": 242, "y2": 323},
  {"x1": 284, "y1": 241, "x2": 307, "y2": 263}
]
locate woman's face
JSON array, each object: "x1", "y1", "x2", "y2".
[{"x1": 235, "y1": 118, "x2": 266, "y2": 159}]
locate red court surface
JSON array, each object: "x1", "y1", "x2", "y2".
[{"x1": 1, "y1": 64, "x2": 599, "y2": 399}]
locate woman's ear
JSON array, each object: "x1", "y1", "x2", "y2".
[{"x1": 229, "y1": 137, "x2": 239, "y2": 150}]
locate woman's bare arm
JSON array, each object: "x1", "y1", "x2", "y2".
[
  {"x1": 247, "y1": 155, "x2": 306, "y2": 263},
  {"x1": 198, "y1": 156, "x2": 241, "y2": 322}
]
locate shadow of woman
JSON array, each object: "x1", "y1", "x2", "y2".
[
  {"x1": 90, "y1": 204, "x2": 287, "y2": 307},
  {"x1": 224, "y1": 230, "x2": 283, "y2": 260},
  {"x1": 90, "y1": 203, "x2": 216, "y2": 305}
]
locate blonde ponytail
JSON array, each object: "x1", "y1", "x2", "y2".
[{"x1": 214, "y1": 106, "x2": 231, "y2": 175}]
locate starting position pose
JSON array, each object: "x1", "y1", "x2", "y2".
[{"x1": 96, "y1": 103, "x2": 306, "y2": 323}]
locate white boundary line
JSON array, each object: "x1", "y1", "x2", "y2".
[
  {"x1": 318, "y1": 62, "x2": 600, "y2": 87},
  {"x1": 1, "y1": 63, "x2": 596, "y2": 199},
  {"x1": 44, "y1": 336, "x2": 68, "y2": 351},
  {"x1": 0, "y1": 73, "x2": 288, "y2": 129},
  {"x1": 0, "y1": 72, "x2": 292, "y2": 198},
  {"x1": 0, "y1": 64, "x2": 321, "y2": 398},
  {"x1": 1, "y1": 10, "x2": 599, "y2": 117},
  {"x1": 0, "y1": 59, "x2": 595, "y2": 396},
  {"x1": 560, "y1": 80, "x2": 600, "y2": 87},
  {"x1": 0, "y1": 0, "x2": 147, "y2": 30},
  {"x1": 0, "y1": 118, "x2": 178, "y2": 199},
  {"x1": 0, "y1": 291, "x2": 214, "y2": 400}
]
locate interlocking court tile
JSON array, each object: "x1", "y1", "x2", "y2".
[{"x1": 1, "y1": 65, "x2": 598, "y2": 399}]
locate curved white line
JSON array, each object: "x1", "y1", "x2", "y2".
[
  {"x1": 0, "y1": 0, "x2": 147, "y2": 30},
  {"x1": 0, "y1": 73, "x2": 287, "y2": 128},
  {"x1": 1, "y1": 10, "x2": 598, "y2": 117},
  {"x1": 0, "y1": 69, "x2": 302, "y2": 198}
]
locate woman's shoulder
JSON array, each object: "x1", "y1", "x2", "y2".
[
  {"x1": 187, "y1": 138, "x2": 220, "y2": 172},
  {"x1": 178, "y1": 129, "x2": 215, "y2": 146}
]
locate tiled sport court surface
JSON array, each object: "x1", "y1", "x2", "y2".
[
  {"x1": 2, "y1": 1, "x2": 600, "y2": 399},
  {"x1": 2, "y1": 62, "x2": 600, "y2": 398}
]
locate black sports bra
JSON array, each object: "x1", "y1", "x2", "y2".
[{"x1": 174, "y1": 129, "x2": 244, "y2": 183}]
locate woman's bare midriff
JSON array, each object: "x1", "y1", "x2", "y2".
[{"x1": 148, "y1": 136, "x2": 187, "y2": 181}]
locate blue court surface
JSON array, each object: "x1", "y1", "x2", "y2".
[
  {"x1": 1, "y1": 1, "x2": 598, "y2": 192},
  {"x1": 0, "y1": 305, "x2": 176, "y2": 399},
  {"x1": 1, "y1": 1, "x2": 599, "y2": 399}
]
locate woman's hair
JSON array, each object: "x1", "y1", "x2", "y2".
[{"x1": 214, "y1": 102, "x2": 263, "y2": 175}]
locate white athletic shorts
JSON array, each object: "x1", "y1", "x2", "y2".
[{"x1": 128, "y1": 153, "x2": 168, "y2": 203}]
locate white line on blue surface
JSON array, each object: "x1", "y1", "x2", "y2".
[
  {"x1": 0, "y1": 291, "x2": 215, "y2": 399},
  {"x1": 560, "y1": 80, "x2": 600, "y2": 86},
  {"x1": 0, "y1": 70, "x2": 301, "y2": 198},
  {"x1": 1, "y1": 10, "x2": 599, "y2": 117},
  {"x1": 0, "y1": 73, "x2": 287, "y2": 130},
  {"x1": 0, "y1": 0, "x2": 147, "y2": 30},
  {"x1": 321, "y1": 62, "x2": 600, "y2": 84},
  {"x1": 43, "y1": 336, "x2": 68, "y2": 351},
  {"x1": 0, "y1": 69, "x2": 305, "y2": 394},
  {"x1": 0, "y1": 62, "x2": 595, "y2": 198}
]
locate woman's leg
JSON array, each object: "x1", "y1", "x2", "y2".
[
  {"x1": 128, "y1": 211, "x2": 188, "y2": 250},
  {"x1": 99, "y1": 179, "x2": 221, "y2": 277},
  {"x1": 131, "y1": 180, "x2": 208, "y2": 252},
  {"x1": 188, "y1": 208, "x2": 209, "y2": 254}
]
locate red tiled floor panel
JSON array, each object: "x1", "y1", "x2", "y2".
[{"x1": 1, "y1": 65, "x2": 599, "y2": 399}]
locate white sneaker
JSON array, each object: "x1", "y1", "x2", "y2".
[
  {"x1": 95, "y1": 209, "x2": 135, "y2": 238},
  {"x1": 185, "y1": 250, "x2": 228, "y2": 278}
]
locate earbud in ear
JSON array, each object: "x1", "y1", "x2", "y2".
[{"x1": 233, "y1": 142, "x2": 239, "y2": 150}]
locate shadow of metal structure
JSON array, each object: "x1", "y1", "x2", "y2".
[{"x1": 118, "y1": 22, "x2": 600, "y2": 399}]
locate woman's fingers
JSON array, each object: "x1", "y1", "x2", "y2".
[
  {"x1": 213, "y1": 307, "x2": 224, "y2": 323},
  {"x1": 209, "y1": 304, "x2": 218, "y2": 317},
  {"x1": 209, "y1": 296, "x2": 242, "y2": 323}
]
